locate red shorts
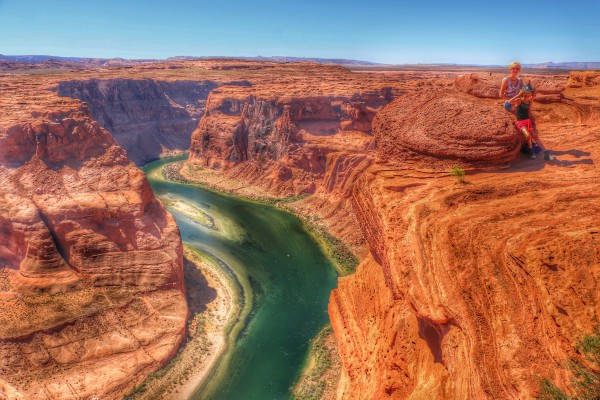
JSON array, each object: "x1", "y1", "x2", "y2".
[{"x1": 516, "y1": 119, "x2": 533, "y2": 132}]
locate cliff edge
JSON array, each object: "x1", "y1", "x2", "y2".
[{"x1": 0, "y1": 75, "x2": 187, "y2": 399}]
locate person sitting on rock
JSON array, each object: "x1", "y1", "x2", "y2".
[
  {"x1": 499, "y1": 61, "x2": 523, "y2": 112},
  {"x1": 507, "y1": 84, "x2": 554, "y2": 160}
]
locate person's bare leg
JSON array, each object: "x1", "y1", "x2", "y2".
[
  {"x1": 521, "y1": 127, "x2": 533, "y2": 149},
  {"x1": 522, "y1": 127, "x2": 536, "y2": 159},
  {"x1": 530, "y1": 129, "x2": 546, "y2": 151}
]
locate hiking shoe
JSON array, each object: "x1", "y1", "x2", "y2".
[
  {"x1": 544, "y1": 151, "x2": 554, "y2": 161},
  {"x1": 529, "y1": 149, "x2": 536, "y2": 159}
]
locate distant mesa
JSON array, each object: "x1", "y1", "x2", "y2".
[
  {"x1": 3, "y1": 54, "x2": 600, "y2": 69},
  {"x1": 167, "y1": 55, "x2": 383, "y2": 65},
  {"x1": 0, "y1": 54, "x2": 382, "y2": 67}
]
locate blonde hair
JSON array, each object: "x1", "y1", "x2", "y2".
[{"x1": 509, "y1": 61, "x2": 522, "y2": 70}]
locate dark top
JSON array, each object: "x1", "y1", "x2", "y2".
[{"x1": 516, "y1": 101, "x2": 530, "y2": 121}]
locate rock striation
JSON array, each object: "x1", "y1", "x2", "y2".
[
  {"x1": 57, "y1": 79, "x2": 219, "y2": 164},
  {"x1": 0, "y1": 76, "x2": 186, "y2": 399},
  {"x1": 373, "y1": 90, "x2": 521, "y2": 165},
  {"x1": 179, "y1": 64, "x2": 598, "y2": 399},
  {"x1": 189, "y1": 86, "x2": 394, "y2": 192},
  {"x1": 2, "y1": 60, "x2": 598, "y2": 399},
  {"x1": 328, "y1": 71, "x2": 600, "y2": 399}
]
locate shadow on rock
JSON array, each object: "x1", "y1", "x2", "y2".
[
  {"x1": 549, "y1": 148, "x2": 594, "y2": 167},
  {"x1": 551, "y1": 148, "x2": 591, "y2": 157},
  {"x1": 184, "y1": 257, "x2": 217, "y2": 315}
]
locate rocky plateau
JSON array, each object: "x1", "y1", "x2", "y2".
[{"x1": 0, "y1": 60, "x2": 598, "y2": 399}]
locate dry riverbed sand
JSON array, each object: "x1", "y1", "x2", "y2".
[{"x1": 126, "y1": 246, "x2": 238, "y2": 400}]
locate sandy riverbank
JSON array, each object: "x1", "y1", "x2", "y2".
[
  {"x1": 292, "y1": 324, "x2": 342, "y2": 400},
  {"x1": 126, "y1": 246, "x2": 239, "y2": 400}
]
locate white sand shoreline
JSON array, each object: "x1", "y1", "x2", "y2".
[
  {"x1": 131, "y1": 246, "x2": 239, "y2": 400},
  {"x1": 170, "y1": 247, "x2": 237, "y2": 400}
]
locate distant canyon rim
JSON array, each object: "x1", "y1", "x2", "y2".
[{"x1": 1, "y1": 59, "x2": 599, "y2": 399}]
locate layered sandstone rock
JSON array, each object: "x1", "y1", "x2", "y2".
[
  {"x1": 3, "y1": 60, "x2": 596, "y2": 400},
  {"x1": 0, "y1": 79, "x2": 187, "y2": 399},
  {"x1": 189, "y1": 88, "x2": 393, "y2": 172},
  {"x1": 57, "y1": 79, "x2": 219, "y2": 164},
  {"x1": 329, "y1": 73, "x2": 600, "y2": 399},
  {"x1": 373, "y1": 91, "x2": 521, "y2": 165},
  {"x1": 184, "y1": 65, "x2": 427, "y2": 254},
  {"x1": 566, "y1": 71, "x2": 600, "y2": 88},
  {"x1": 173, "y1": 63, "x2": 598, "y2": 399}
]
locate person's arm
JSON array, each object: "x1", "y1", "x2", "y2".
[
  {"x1": 508, "y1": 90, "x2": 523, "y2": 104},
  {"x1": 499, "y1": 78, "x2": 508, "y2": 98}
]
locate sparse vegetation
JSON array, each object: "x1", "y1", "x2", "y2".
[
  {"x1": 124, "y1": 382, "x2": 147, "y2": 399},
  {"x1": 160, "y1": 159, "x2": 357, "y2": 276},
  {"x1": 450, "y1": 166, "x2": 466, "y2": 184},
  {"x1": 304, "y1": 221, "x2": 359, "y2": 276},
  {"x1": 537, "y1": 330, "x2": 600, "y2": 400},
  {"x1": 292, "y1": 324, "x2": 341, "y2": 400}
]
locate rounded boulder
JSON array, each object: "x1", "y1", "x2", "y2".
[{"x1": 373, "y1": 91, "x2": 521, "y2": 165}]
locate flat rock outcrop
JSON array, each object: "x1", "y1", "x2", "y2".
[
  {"x1": 373, "y1": 91, "x2": 521, "y2": 165},
  {"x1": 567, "y1": 71, "x2": 600, "y2": 88},
  {"x1": 0, "y1": 76, "x2": 187, "y2": 399}
]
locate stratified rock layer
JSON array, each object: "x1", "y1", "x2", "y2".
[
  {"x1": 329, "y1": 72, "x2": 600, "y2": 399},
  {"x1": 2, "y1": 61, "x2": 598, "y2": 399},
  {"x1": 0, "y1": 75, "x2": 186, "y2": 399},
  {"x1": 179, "y1": 64, "x2": 598, "y2": 399},
  {"x1": 57, "y1": 79, "x2": 218, "y2": 164},
  {"x1": 373, "y1": 91, "x2": 520, "y2": 165},
  {"x1": 188, "y1": 79, "x2": 396, "y2": 196}
]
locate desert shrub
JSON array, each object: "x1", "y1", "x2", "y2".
[
  {"x1": 538, "y1": 330, "x2": 600, "y2": 400},
  {"x1": 450, "y1": 166, "x2": 466, "y2": 183}
]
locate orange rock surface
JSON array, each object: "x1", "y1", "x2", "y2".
[
  {"x1": 0, "y1": 72, "x2": 187, "y2": 399},
  {"x1": 1, "y1": 60, "x2": 598, "y2": 399},
  {"x1": 181, "y1": 64, "x2": 599, "y2": 398},
  {"x1": 329, "y1": 72, "x2": 600, "y2": 399}
]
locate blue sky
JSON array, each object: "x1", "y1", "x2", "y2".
[{"x1": 0, "y1": 0, "x2": 598, "y2": 64}]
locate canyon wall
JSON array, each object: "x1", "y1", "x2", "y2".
[
  {"x1": 188, "y1": 85, "x2": 395, "y2": 196},
  {"x1": 0, "y1": 78, "x2": 187, "y2": 399},
  {"x1": 328, "y1": 72, "x2": 600, "y2": 399},
  {"x1": 3, "y1": 61, "x2": 597, "y2": 399},
  {"x1": 57, "y1": 78, "x2": 219, "y2": 164},
  {"x1": 183, "y1": 65, "x2": 598, "y2": 399},
  {"x1": 184, "y1": 66, "x2": 420, "y2": 254}
]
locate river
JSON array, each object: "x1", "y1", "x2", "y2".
[{"x1": 142, "y1": 155, "x2": 338, "y2": 400}]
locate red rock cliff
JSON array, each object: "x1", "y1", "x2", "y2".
[
  {"x1": 188, "y1": 85, "x2": 395, "y2": 196},
  {"x1": 329, "y1": 72, "x2": 600, "y2": 399},
  {"x1": 181, "y1": 64, "x2": 599, "y2": 398},
  {"x1": 0, "y1": 76, "x2": 187, "y2": 399},
  {"x1": 57, "y1": 78, "x2": 221, "y2": 164}
]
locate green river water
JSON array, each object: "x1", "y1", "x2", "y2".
[{"x1": 142, "y1": 156, "x2": 338, "y2": 400}]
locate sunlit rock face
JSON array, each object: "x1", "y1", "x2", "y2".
[
  {"x1": 0, "y1": 77, "x2": 186, "y2": 399},
  {"x1": 1, "y1": 60, "x2": 597, "y2": 399},
  {"x1": 328, "y1": 72, "x2": 600, "y2": 399}
]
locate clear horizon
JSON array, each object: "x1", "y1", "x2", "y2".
[{"x1": 1, "y1": 0, "x2": 598, "y2": 65}]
